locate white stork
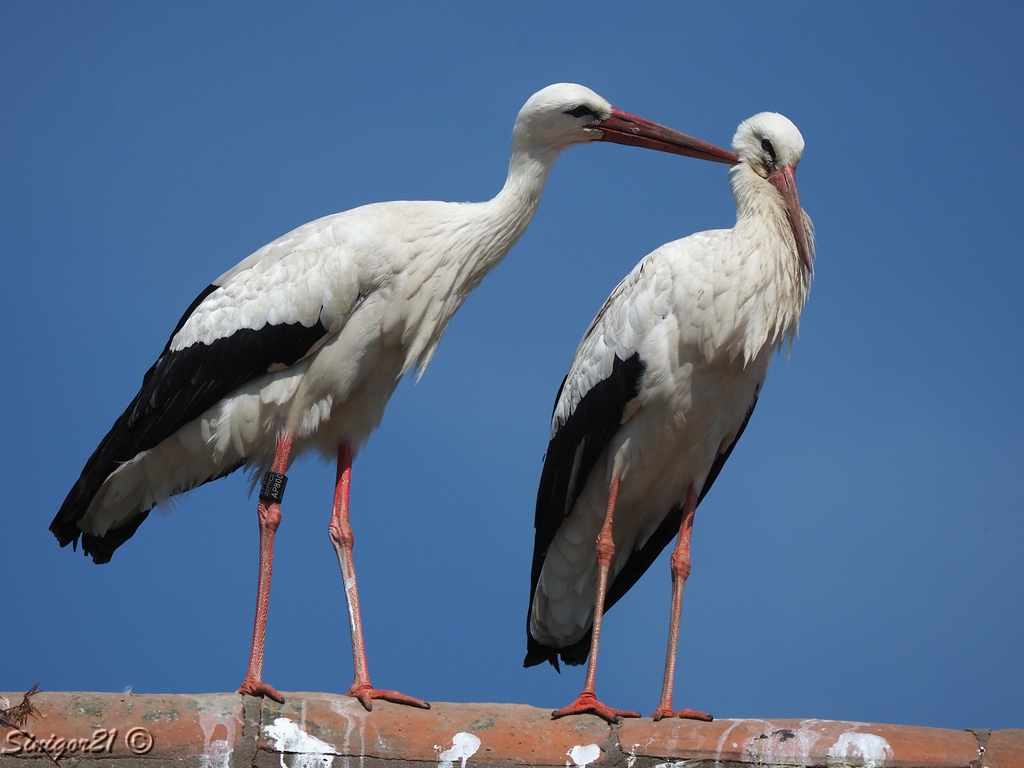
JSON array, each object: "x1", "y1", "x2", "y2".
[
  {"x1": 50, "y1": 83, "x2": 737, "y2": 710},
  {"x1": 525, "y1": 112, "x2": 813, "y2": 723}
]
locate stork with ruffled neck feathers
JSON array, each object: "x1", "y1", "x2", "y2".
[{"x1": 526, "y1": 112, "x2": 813, "y2": 723}]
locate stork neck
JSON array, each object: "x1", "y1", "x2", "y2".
[
  {"x1": 731, "y1": 164, "x2": 782, "y2": 228},
  {"x1": 493, "y1": 143, "x2": 560, "y2": 228},
  {"x1": 461, "y1": 143, "x2": 560, "y2": 285},
  {"x1": 397, "y1": 141, "x2": 563, "y2": 375},
  {"x1": 714, "y1": 163, "x2": 811, "y2": 362},
  {"x1": 729, "y1": 164, "x2": 810, "y2": 279}
]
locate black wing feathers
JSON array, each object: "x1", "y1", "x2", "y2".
[
  {"x1": 550, "y1": 393, "x2": 761, "y2": 667},
  {"x1": 50, "y1": 284, "x2": 328, "y2": 562},
  {"x1": 525, "y1": 352, "x2": 644, "y2": 669}
]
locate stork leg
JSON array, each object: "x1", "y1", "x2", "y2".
[
  {"x1": 651, "y1": 483, "x2": 712, "y2": 722},
  {"x1": 552, "y1": 473, "x2": 641, "y2": 724},
  {"x1": 238, "y1": 431, "x2": 293, "y2": 703},
  {"x1": 329, "y1": 442, "x2": 430, "y2": 712}
]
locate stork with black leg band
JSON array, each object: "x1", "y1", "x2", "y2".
[
  {"x1": 259, "y1": 471, "x2": 288, "y2": 504},
  {"x1": 239, "y1": 432, "x2": 294, "y2": 703}
]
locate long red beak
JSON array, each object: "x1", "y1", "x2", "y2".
[
  {"x1": 769, "y1": 164, "x2": 814, "y2": 273},
  {"x1": 595, "y1": 108, "x2": 738, "y2": 165}
]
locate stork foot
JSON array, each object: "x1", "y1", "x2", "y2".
[
  {"x1": 238, "y1": 679, "x2": 285, "y2": 704},
  {"x1": 347, "y1": 684, "x2": 430, "y2": 712},
  {"x1": 551, "y1": 692, "x2": 640, "y2": 724},
  {"x1": 652, "y1": 706, "x2": 712, "y2": 722}
]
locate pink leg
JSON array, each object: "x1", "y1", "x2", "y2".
[
  {"x1": 328, "y1": 442, "x2": 430, "y2": 712},
  {"x1": 552, "y1": 474, "x2": 641, "y2": 724},
  {"x1": 239, "y1": 432, "x2": 293, "y2": 703},
  {"x1": 652, "y1": 483, "x2": 712, "y2": 722}
]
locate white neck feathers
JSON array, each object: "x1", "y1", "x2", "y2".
[{"x1": 708, "y1": 164, "x2": 812, "y2": 365}]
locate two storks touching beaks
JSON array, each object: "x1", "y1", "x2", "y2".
[{"x1": 50, "y1": 84, "x2": 812, "y2": 723}]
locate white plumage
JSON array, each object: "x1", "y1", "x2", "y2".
[
  {"x1": 50, "y1": 83, "x2": 736, "y2": 709},
  {"x1": 526, "y1": 112, "x2": 813, "y2": 723},
  {"x1": 84, "y1": 202, "x2": 515, "y2": 534}
]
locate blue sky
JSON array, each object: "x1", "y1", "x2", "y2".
[{"x1": 2, "y1": 2, "x2": 1022, "y2": 731}]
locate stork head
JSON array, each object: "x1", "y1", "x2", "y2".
[
  {"x1": 514, "y1": 83, "x2": 737, "y2": 164},
  {"x1": 732, "y1": 112, "x2": 814, "y2": 273}
]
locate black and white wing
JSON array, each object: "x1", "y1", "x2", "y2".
[
  {"x1": 525, "y1": 255, "x2": 668, "y2": 667},
  {"x1": 50, "y1": 220, "x2": 360, "y2": 562}
]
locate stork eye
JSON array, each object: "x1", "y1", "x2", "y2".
[
  {"x1": 760, "y1": 138, "x2": 777, "y2": 163},
  {"x1": 565, "y1": 105, "x2": 599, "y2": 119}
]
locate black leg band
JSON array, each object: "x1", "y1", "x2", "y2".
[{"x1": 259, "y1": 471, "x2": 288, "y2": 504}]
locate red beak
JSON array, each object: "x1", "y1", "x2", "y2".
[
  {"x1": 595, "y1": 108, "x2": 739, "y2": 165},
  {"x1": 769, "y1": 164, "x2": 813, "y2": 273}
]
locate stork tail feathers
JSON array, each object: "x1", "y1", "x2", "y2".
[{"x1": 524, "y1": 631, "x2": 591, "y2": 670}]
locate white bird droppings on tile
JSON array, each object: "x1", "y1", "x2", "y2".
[
  {"x1": 436, "y1": 732, "x2": 481, "y2": 768},
  {"x1": 195, "y1": 695, "x2": 243, "y2": 768},
  {"x1": 264, "y1": 716, "x2": 337, "y2": 768},
  {"x1": 567, "y1": 743, "x2": 602, "y2": 768},
  {"x1": 827, "y1": 732, "x2": 893, "y2": 768}
]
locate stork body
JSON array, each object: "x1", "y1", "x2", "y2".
[
  {"x1": 526, "y1": 113, "x2": 813, "y2": 723},
  {"x1": 59, "y1": 197, "x2": 538, "y2": 544},
  {"x1": 50, "y1": 83, "x2": 736, "y2": 709}
]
